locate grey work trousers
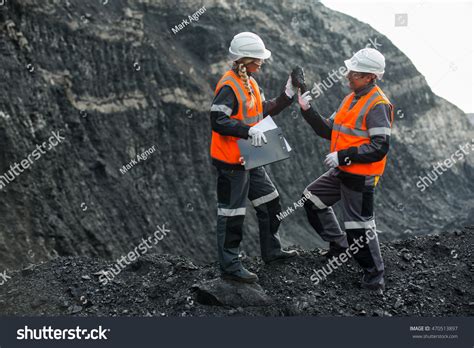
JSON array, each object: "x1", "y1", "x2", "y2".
[
  {"x1": 303, "y1": 168, "x2": 385, "y2": 288},
  {"x1": 216, "y1": 166, "x2": 283, "y2": 273}
]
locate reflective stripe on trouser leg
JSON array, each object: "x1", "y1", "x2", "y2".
[
  {"x1": 341, "y1": 181, "x2": 384, "y2": 287},
  {"x1": 251, "y1": 189, "x2": 279, "y2": 207},
  {"x1": 303, "y1": 169, "x2": 348, "y2": 248},
  {"x1": 216, "y1": 168, "x2": 249, "y2": 273},
  {"x1": 248, "y1": 167, "x2": 283, "y2": 260}
]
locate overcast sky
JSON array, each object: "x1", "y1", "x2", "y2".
[{"x1": 322, "y1": 0, "x2": 473, "y2": 114}]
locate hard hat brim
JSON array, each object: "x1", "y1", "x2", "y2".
[
  {"x1": 229, "y1": 48, "x2": 271, "y2": 61},
  {"x1": 344, "y1": 59, "x2": 364, "y2": 73},
  {"x1": 344, "y1": 59, "x2": 384, "y2": 79}
]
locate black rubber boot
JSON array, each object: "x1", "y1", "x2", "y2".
[
  {"x1": 321, "y1": 242, "x2": 348, "y2": 259},
  {"x1": 361, "y1": 281, "x2": 385, "y2": 295},
  {"x1": 264, "y1": 250, "x2": 299, "y2": 264},
  {"x1": 222, "y1": 267, "x2": 259, "y2": 284},
  {"x1": 361, "y1": 273, "x2": 385, "y2": 295}
]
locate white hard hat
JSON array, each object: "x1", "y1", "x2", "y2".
[
  {"x1": 344, "y1": 48, "x2": 385, "y2": 79},
  {"x1": 228, "y1": 32, "x2": 271, "y2": 61}
]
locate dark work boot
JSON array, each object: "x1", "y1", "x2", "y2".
[
  {"x1": 321, "y1": 242, "x2": 348, "y2": 259},
  {"x1": 264, "y1": 249, "x2": 299, "y2": 265},
  {"x1": 222, "y1": 267, "x2": 258, "y2": 284},
  {"x1": 361, "y1": 273, "x2": 385, "y2": 295},
  {"x1": 361, "y1": 282, "x2": 385, "y2": 295}
]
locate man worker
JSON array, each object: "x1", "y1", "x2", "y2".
[{"x1": 297, "y1": 48, "x2": 394, "y2": 293}]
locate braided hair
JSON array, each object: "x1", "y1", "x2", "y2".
[{"x1": 233, "y1": 58, "x2": 256, "y2": 108}]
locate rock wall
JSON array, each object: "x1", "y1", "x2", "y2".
[{"x1": 0, "y1": 0, "x2": 472, "y2": 269}]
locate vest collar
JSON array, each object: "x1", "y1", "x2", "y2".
[{"x1": 354, "y1": 81, "x2": 376, "y2": 98}]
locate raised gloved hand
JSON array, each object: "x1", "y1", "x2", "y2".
[
  {"x1": 298, "y1": 90, "x2": 313, "y2": 111},
  {"x1": 285, "y1": 75, "x2": 298, "y2": 98},
  {"x1": 324, "y1": 152, "x2": 339, "y2": 168},
  {"x1": 248, "y1": 127, "x2": 267, "y2": 147}
]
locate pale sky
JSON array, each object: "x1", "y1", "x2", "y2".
[{"x1": 322, "y1": 0, "x2": 473, "y2": 113}]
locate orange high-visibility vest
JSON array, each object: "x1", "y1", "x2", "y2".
[
  {"x1": 331, "y1": 85, "x2": 394, "y2": 176},
  {"x1": 210, "y1": 70, "x2": 264, "y2": 164}
]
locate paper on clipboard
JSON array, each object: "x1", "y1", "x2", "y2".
[{"x1": 253, "y1": 116, "x2": 292, "y2": 151}]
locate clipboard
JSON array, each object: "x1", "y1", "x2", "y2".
[{"x1": 237, "y1": 127, "x2": 291, "y2": 170}]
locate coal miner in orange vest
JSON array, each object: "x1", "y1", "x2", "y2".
[
  {"x1": 298, "y1": 48, "x2": 394, "y2": 293},
  {"x1": 210, "y1": 32, "x2": 299, "y2": 283}
]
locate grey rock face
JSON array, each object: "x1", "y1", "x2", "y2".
[{"x1": 0, "y1": 0, "x2": 472, "y2": 269}]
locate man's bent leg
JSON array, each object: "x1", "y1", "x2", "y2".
[{"x1": 303, "y1": 168, "x2": 348, "y2": 248}]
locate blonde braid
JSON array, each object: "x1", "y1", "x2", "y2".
[{"x1": 234, "y1": 59, "x2": 255, "y2": 108}]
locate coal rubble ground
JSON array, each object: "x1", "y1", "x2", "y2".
[{"x1": 0, "y1": 229, "x2": 472, "y2": 317}]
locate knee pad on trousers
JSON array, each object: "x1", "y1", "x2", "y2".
[
  {"x1": 256, "y1": 196, "x2": 281, "y2": 235},
  {"x1": 268, "y1": 197, "x2": 281, "y2": 234},
  {"x1": 223, "y1": 215, "x2": 245, "y2": 248},
  {"x1": 303, "y1": 200, "x2": 326, "y2": 233},
  {"x1": 217, "y1": 175, "x2": 231, "y2": 205},
  {"x1": 266, "y1": 196, "x2": 281, "y2": 215},
  {"x1": 303, "y1": 198, "x2": 313, "y2": 210},
  {"x1": 361, "y1": 191, "x2": 374, "y2": 217}
]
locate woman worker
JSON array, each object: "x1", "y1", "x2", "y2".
[{"x1": 210, "y1": 32, "x2": 298, "y2": 283}]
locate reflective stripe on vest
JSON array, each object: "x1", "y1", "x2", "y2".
[
  {"x1": 210, "y1": 70, "x2": 264, "y2": 165},
  {"x1": 355, "y1": 90, "x2": 382, "y2": 128},
  {"x1": 330, "y1": 85, "x2": 394, "y2": 176}
]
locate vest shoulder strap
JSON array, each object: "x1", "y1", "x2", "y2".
[
  {"x1": 215, "y1": 72, "x2": 247, "y2": 104},
  {"x1": 360, "y1": 89, "x2": 394, "y2": 126},
  {"x1": 337, "y1": 93, "x2": 354, "y2": 113}
]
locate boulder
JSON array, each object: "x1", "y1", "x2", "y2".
[{"x1": 192, "y1": 278, "x2": 272, "y2": 307}]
